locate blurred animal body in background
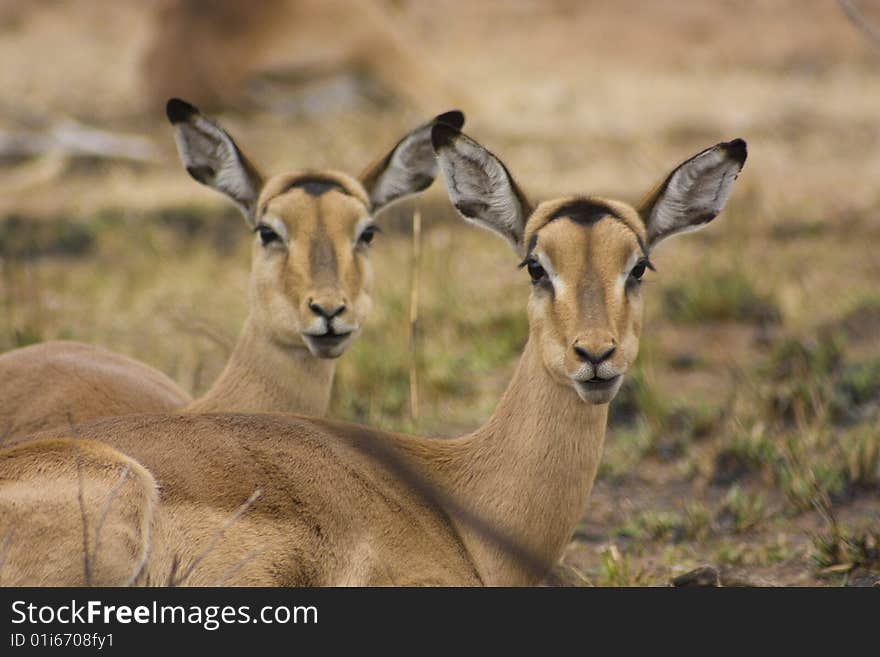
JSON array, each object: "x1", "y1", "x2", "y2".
[{"x1": 141, "y1": 0, "x2": 465, "y2": 115}]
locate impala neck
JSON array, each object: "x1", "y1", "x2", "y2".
[
  {"x1": 431, "y1": 337, "x2": 608, "y2": 586},
  {"x1": 184, "y1": 316, "x2": 335, "y2": 416}
]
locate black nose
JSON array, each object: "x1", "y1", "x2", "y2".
[
  {"x1": 308, "y1": 300, "x2": 346, "y2": 320},
  {"x1": 573, "y1": 344, "x2": 616, "y2": 365}
]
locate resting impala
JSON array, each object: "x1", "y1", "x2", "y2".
[
  {"x1": 0, "y1": 99, "x2": 461, "y2": 442},
  {"x1": 0, "y1": 126, "x2": 746, "y2": 586}
]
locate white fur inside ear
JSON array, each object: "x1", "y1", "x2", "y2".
[
  {"x1": 173, "y1": 114, "x2": 259, "y2": 220},
  {"x1": 647, "y1": 144, "x2": 742, "y2": 247},
  {"x1": 436, "y1": 136, "x2": 525, "y2": 248}
]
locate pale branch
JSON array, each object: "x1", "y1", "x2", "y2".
[
  {"x1": 170, "y1": 488, "x2": 263, "y2": 586},
  {"x1": 838, "y1": 0, "x2": 880, "y2": 51},
  {"x1": 214, "y1": 547, "x2": 265, "y2": 586},
  {"x1": 408, "y1": 207, "x2": 422, "y2": 424},
  {"x1": 0, "y1": 121, "x2": 159, "y2": 164},
  {"x1": 67, "y1": 410, "x2": 93, "y2": 587},
  {"x1": 0, "y1": 525, "x2": 16, "y2": 584},
  {"x1": 91, "y1": 465, "x2": 132, "y2": 577}
]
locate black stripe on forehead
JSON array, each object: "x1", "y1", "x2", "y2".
[
  {"x1": 543, "y1": 199, "x2": 649, "y2": 259},
  {"x1": 522, "y1": 198, "x2": 653, "y2": 267},
  {"x1": 281, "y1": 175, "x2": 352, "y2": 197},
  {"x1": 257, "y1": 173, "x2": 369, "y2": 221},
  {"x1": 548, "y1": 199, "x2": 620, "y2": 226}
]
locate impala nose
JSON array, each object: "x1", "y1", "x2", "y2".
[
  {"x1": 308, "y1": 299, "x2": 346, "y2": 320},
  {"x1": 573, "y1": 337, "x2": 617, "y2": 365}
]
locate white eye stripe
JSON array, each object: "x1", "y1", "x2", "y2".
[
  {"x1": 532, "y1": 249, "x2": 645, "y2": 295},
  {"x1": 617, "y1": 251, "x2": 643, "y2": 292},
  {"x1": 626, "y1": 250, "x2": 642, "y2": 270},
  {"x1": 534, "y1": 251, "x2": 565, "y2": 292},
  {"x1": 354, "y1": 215, "x2": 376, "y2": 243}
]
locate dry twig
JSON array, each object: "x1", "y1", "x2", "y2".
[
  {"x1": 838, "y1": 0, "x2": 880, "y2": 51},
  {"x1": 170, "y1": 488, "x2": 263, "y2": 586},
  {"x1": 408, "y1": 208, "x2": 422, "y2": 424}
]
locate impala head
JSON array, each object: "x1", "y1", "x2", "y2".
[
  {"x1": 433, "y1": 125, "x2": 746, "y2": 404},
  {"x1": 167, "y1": 98, "x2": 463, "y2": 358}
]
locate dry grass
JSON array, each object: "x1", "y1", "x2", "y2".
[{"x1": 1, "y1": 1, "x2": 879, "y2": 586}]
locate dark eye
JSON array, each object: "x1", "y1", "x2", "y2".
[
  {"x1": 358, "y1": 225, "x2": 379, "y2": 246},
  {"x1": 527, "y1": 259, "x2": 547, "y2": 283},
  {"x1": 256, "y1": 225, "x2": 280, "y2": 246},
  {"x1": 630, "y1": 260, "x2": 647, "y2": 282}
]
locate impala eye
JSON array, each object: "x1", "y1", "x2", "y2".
[
  {"x1": 628, "y1": 257, "x2": 656, "y2": 287},
  {"x1": 630, "y1": 261, "x2": 647, "y2": 281},
  {"x1": 256, "y1": 225, "x2": 281, "y2": 246},
  {"x1": 357, "y1": 224, "x2": 380, "y2": 246},
  {"x1": 526, "y1": 259, "x2": 547, "y2": 283}
]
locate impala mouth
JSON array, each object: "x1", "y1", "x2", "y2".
[
  {"x1": 577, "y1": 375, "x2": 621, "y2": 390},
  {"x1": 572, "y1": 375, "x2": 623, "y2": 404},
  {"x1": 301, "y1": 329, "x2": 354, "y2": 357}
]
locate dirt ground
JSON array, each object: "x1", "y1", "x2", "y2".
[{"x1": 1, "y1": 0, "x2": 879, "y2": 586}]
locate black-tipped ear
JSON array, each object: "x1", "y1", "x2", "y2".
[
  {"x1": 434, "y1": 110, "x2": 465, "y2": 131},
  {"x1": 431, "y1": 122, "x2": 460, "y2": 150},
  {"x1": 723, "y1": 138, "x2": 748, "y2": 166},
  {"x1": 432, "y1": 128, "x2": 532, "y2": 251},
  {"x1": 165, "y1": 98, "x2": 198, "y2": 125},
  {"x1": 359, "y1": 111, "x2": 466, "y2": 214},
  {"x1": 166, "y1": 98, "x2": 264, "y2": 226},
  {"x1": 639, "y1": 138, "x2": 748, "y2": 249}
]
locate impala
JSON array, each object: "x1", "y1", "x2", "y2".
[
  {"x1": 0, "y1": 99, "x2": 461, "y2": 442},
  {"x1": 0, "y1": 126, "x2": 746, "y2": 586}
]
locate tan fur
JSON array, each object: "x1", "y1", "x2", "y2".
[
  {"x1": 0, "y1": 108, "x2": 450, "y2": 443},
  {"x1": 139, "y1": 0, "x2": 467, "y2": 113},
  {"x1": 0, "y1": 437, "x2": 158, "y2": 586},
  {"x1": 0, "y1": 180, "x2": 363, "y2": 441},
  {"x1": 0, "y1": 341, "x2": 189, "y2": 442},
  {"x1": 521, "y1": 197, "x2": 647, "y2": 402},
  {"x1": 0, "y1": 136, "x2": 744, "y2": 586},
  {"x1": 186, "y1": 170, "x2": 375, "y2": 414}
]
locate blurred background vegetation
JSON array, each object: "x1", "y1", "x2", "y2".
[{"x1": 0, "y1": 0, "x2": 878, "y2": 585}]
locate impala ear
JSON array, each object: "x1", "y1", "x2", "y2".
[
  {"x1": 431, "y1": 124, "x2": 532, "y2": 250},
  {"x1": 359, "y1": 110, "x2": 465, "y2": 215},
  {"x1": 639, "y1": 139, "x2": 747, "y2": 249},
  {"x1": 166, "y1": 98, "x2": 264, "y2": 227}
]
